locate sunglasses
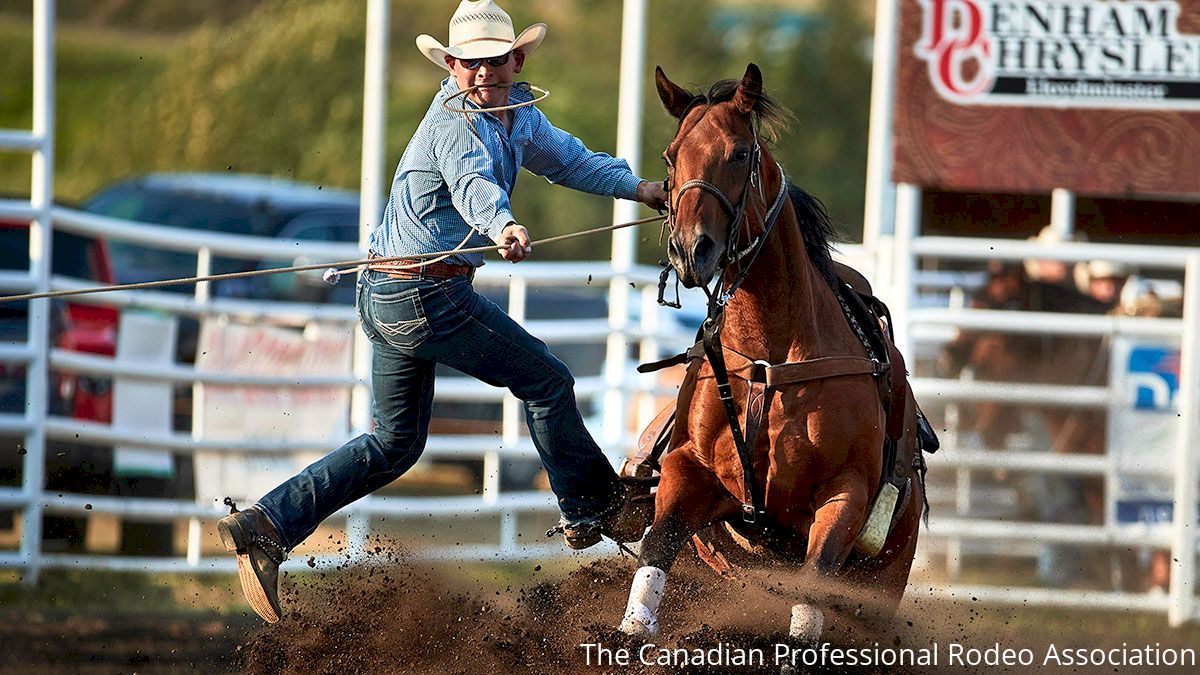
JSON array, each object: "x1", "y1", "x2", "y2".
[{"x1": 457, "y1": 52, "x2": 511, "y2": 70}]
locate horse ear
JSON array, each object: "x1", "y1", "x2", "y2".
[
  {"x1": 733, "y1": 63, "x2": 763, "y2": 115},
  {"x1": 655, "y1": 66, "x2": 692, "y2": 119}
]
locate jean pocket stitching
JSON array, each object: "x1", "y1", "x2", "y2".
[
  {"x1": 372, "y1": 291, "x2": 430, "y2": 345},
  {"x1": 372, "y1": 287, "x2": 422, "y2": 305},
  {"x1": 376, "y1": 317, "x2": 426, "y2": 337}
]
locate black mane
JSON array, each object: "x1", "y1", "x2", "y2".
[{"x1": 677, "y1": 80, "x2": 839, "y2": 289}]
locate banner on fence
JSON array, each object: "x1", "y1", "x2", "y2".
[
  {"x1": 193, "y1": 320, "x2": 354, "y2": 506},
  {"x1": 1108, "y1": 336, "x2": 1184, "y2": 524},
  {"x1": 113, "y1": 311, "x2": 178, "y2": 478}
]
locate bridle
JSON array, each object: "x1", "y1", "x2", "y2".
[{"x1": 663, "y1": 110, "x2": 789, "y2": 308}]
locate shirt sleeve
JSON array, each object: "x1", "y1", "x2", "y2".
[
  {"x1": 522, "y1": 110, "x2": 643, "y2": 201},
  {"x1": 432, "y1": 116, "x2": 516, "y2": 243}
]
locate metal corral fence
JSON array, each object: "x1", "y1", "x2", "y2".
[
  {"x1": 881, "y1": 184, "x2": 1200, "y2": 626},
  {"x1": 0, "y1": 202, "x2": 693, "y2": 577}
]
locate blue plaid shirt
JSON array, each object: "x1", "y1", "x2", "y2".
[{"x1": 371, "y1": 77, "x2": 644, "y2": 267}]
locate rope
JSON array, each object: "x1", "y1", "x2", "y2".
[
  {"x1": 0, "y1": 215, "x2": 664, "y2": 304},
  {"x1": 446, "y1": 83, "x2": 547, "y2": 145},
  {"x1": 442, "y1": 83, "x2": 549, "y2": 115}
]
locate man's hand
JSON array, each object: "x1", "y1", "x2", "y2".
[
  {"x1": 636, "y1": 180, "x2": 669, "y2": 212},
  {"x1": 498, "y1": 222, "x2": 532, "y2": 263}
]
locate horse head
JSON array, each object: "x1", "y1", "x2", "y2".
[{"x1": 656, "y1": 63, "x2": 785, "y2": 288}]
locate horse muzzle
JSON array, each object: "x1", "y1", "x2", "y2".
[{"x1": 668, "y1": 232, "x2": 723, "y2": 288}]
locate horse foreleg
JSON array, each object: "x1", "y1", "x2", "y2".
[
  {"x1": 807, "y1": 480, "x2": 871, "y2": 574},
  {"x1": 790, "y1": 480, "x2": 872, "y2": 644},
  {"x1": 619, "y1": 449, "x2": 735, "y2": 637}
]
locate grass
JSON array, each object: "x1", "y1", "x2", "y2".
[
  {"x1": 0, "y1": 16, "x2": 175, "y2": 201},
  {"x1": 0, "y1": 568, "x2": 245, "y2": 615}
]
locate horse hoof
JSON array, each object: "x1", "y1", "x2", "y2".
[{"x1": 789, "y1": 603, "x2": 823, "y2": 645}]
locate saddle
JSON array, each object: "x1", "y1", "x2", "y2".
[{"x1": 622, "y1": 262, "x2": 937, "y2": 554}]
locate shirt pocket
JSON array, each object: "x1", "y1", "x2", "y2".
[{"x1": 370, "y1": 286, "x2": 432, "y2": 349}]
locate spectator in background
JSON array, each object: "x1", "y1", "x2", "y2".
[
  {"x1": 1024, "y1": 224, "x2": 1086, "y2": 287},
  {"x1": 1074, "y1": 259, "x2": 1129, "y2": 309}
]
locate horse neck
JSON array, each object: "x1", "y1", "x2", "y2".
[{"x1": 720, "y1": 174, "x2": 857, "y2": 362}]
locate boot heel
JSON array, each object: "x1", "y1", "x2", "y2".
[{"x1": 217, "y1": 516, "x2": 246, "y2": 553}]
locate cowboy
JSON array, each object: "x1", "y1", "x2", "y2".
[{"x1": 217, "y1": 0, "x2": 667, "y2": 624}]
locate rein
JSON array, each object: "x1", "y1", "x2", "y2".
[{"x1": 696, "y1": 162, "x2": 788, "y2": 525}]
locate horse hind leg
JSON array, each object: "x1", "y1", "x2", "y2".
[{"x1": 618, "y1": 449, "x2": 736, "y2": 637}]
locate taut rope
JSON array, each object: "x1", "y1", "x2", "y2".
[{"x1": 0, "y1": 215, "x2": 664, "y2": 304}]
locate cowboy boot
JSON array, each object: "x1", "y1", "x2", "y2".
[
  {"x1": 551, "y1": 482, "x2": 651, "y2": 550},
  {"x1": 217, "y1": 507, "x2": 287, "y2": 623}
]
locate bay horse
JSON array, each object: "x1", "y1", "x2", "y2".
[{"x1": 617, "y1": 65, "x2": 926, "y2": 640}]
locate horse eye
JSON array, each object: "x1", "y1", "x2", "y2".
[{"x1": 730, "y1": 149, "x2": 750, "y2": 163}]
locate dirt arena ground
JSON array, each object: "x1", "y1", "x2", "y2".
[{"x1": 3, "y1": 545, "x2": 1198, "y2": 674}]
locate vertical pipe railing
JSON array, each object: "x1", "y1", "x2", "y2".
[
  {"x1": 1169, "y1": 253, "x2": 1200, "y2": 625},
  {"x1": 1049, "y1": 188, "x2": 1076, "y2": 241},
  {"x1": 862, "y1": 0, "x2": 900, "y2": 259},
  {"x1": 493, "y1": 277, "x2": 528, "y2": 502},
  {"x1": 891, "y1": 183, "x2": 920, "y2": 364},
  {"x1": 636, "y1": 284, "x2": 660, "y2": 432},
  {"x1": 19, "y1": 0, "x2": 56, "y2": 586},
  {"x1": 604, "y1": 0, "x2": 647, "y2": 458},
  {"x1": 186, "y1": 246, "x2": 212, "y2": 567},
  {"x1": 353, "y1": 0, "x2": 390, "y2": 439},
  {"x1": 350, "y1": 0, "x2": 391, "y2": 554}
]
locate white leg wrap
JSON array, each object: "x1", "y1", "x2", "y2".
[
  {"x1": 789, "y1": 603, "x2": 824, "y2": 645},
  {"x1": 618, "y1": 566, "x2": 667, "y2": 636}
]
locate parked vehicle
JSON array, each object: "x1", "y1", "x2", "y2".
[
  {"x1": 0, "y1": 212, "x2": 118, "y2": 419},
  {"x1": 83, "y1": 173, "x2": 363, "y2": 307}
]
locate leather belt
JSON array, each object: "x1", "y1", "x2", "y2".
[{"x1": 367, "y1": 253, "x2": 475, "y2": 280}]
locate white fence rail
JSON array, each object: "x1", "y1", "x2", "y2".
[{"x1": 887, "y1": 203, "x2": 1200, "y2": 626}]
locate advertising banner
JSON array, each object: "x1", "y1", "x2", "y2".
[
  {"x1": 193, "y1": 321, "x2": 354, "y2": 506},
  {"x1": 894, "y1": 0, "x2": 1200, "y2": 196},
  {"x1": 1107, "y1": 336, "x2": 1186, "y2": 524}
]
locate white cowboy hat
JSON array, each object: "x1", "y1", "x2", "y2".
[{"x1": 416, "y1": 0, "x2": 547, "y2": 71}]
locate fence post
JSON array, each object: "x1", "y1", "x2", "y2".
[
  {"x1": 347, "y1": 0, "x2": 391, "y2": 556},
  {"x1": 19, "y1": 0, "x2": 56, "y2": 586},
  {"x1": 1169, "y1": 253, "x2": 1200, "y2": 625},
  {"x1": 604, "y1": 0, "x2": 647, "y2": 461},
  {"x1": 636, "y1": 284, "x2": 660, "y2": 432},
  {"x1": 891, "y1": 183, "x2": 920, "y2": 364},
  {"x1": 186, "y1": 246, "x2": 212, "y2": 566},
  {"x1": 493, "y1": 277, "x2": 528, "y2": 502}
]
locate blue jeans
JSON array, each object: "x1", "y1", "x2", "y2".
[{"x1": 256, "y1": 269, "x2": 621, "y2": 549}]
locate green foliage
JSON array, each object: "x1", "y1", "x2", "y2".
[
  {"x1": 0, "y1": 0, "x2": 873, "y2": 259},
  {"x1": 0, "y1": 16, "x2": 170, "y2": 199},
  {"x1": 2, "y1": 0, "x2": 263, "y2": 33},
  {"x1": 61, "y1": 0, "x2": 370, "y2": 195},
  {"x1": 717, "y1": 0, "x2": 873, "y2": 242}
]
